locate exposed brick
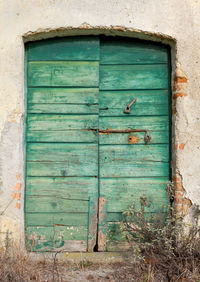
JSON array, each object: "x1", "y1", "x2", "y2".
[
  {"x1": 175, "y1": 182, "x2": 184, "y2": 191},
  {"x1": 173, "y1": 84, "x2": 184, "y2": 91},
  {"x1": 12, "y1": 192, "x2": 21, "y2": 201},
  {"x1": 15, "y1": 202, "x2": 21, "y2": 209},
  {"x1": 172, "y1": 107, "x2": 177, "y2": 115},
  {"x1": 13, "y1": 182, "x2": 21, "y2": 191},
  {"x1": 183, "y1": 204, "x2": 190, "y2": 216},
  {"x1": 179, "y1": 143, "x2": 185, "y2": 150},
  {"x1": 175, "y1": 204, "x2": 183, "y2": 213},
  {"x1": 16, "y1": 173, "x2": 21, "y2": 180},
  {"x1": 172, "y1": 175, "x2": 181, "y2": 182},
  {"x1": 173, "y1": 144, "x2": 185, "y2": 150},
  {"x1": 174, "y1": 76, "x2": 187, "y2": 84},
  {"x1": 172, "y1": 171, "x2": 192, "y2": 217},
  {"x1": 175, "y1": 197, "x2": 184, "y2": 204},
  {"x1": 173, "y1": 92, "x2": 187, "y2": 99},
  {"x1": 183, "y1": 198, "x2": 192, "y2": 206},
  {"x1": 174, "y1": 144, "x2": 178, "y2": 150},
  {"x1": 175, "y1": 191, "x2": 184, "y2": 197}
]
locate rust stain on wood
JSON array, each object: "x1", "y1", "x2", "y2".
[{"x1": 128, "y1": 135, "x2": 139, "y2": 144}]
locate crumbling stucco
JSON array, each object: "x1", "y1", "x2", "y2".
[{"x1": 0, "y1": 0, "x2": 200, "y2": 246}]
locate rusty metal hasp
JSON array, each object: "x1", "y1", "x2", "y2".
[{"x1": 99, "y1": 129, "x2": 151, "y2": 144}]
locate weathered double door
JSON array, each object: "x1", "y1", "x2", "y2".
[{"x1": 25, "y1": 36, "x2": 170, "y2": 251}]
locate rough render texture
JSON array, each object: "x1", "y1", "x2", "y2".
[{"x1": 0, "y1": 0, "x2": 200, "y2": 245}]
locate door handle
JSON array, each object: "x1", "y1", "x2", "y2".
[{"x1": 124, "y1": 98, "x2": 136, "y2": 114}]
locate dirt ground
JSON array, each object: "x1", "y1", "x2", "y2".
[
  {"x1": 0, "y1": 254, "x2": 199, "y2": 281},
  {"x1": 30, "y1": 261, "x2": 168, "y2": 282}
]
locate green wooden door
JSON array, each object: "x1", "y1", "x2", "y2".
[{"x1": 25, "y1": 37, "x2": 170, "y2": 252}]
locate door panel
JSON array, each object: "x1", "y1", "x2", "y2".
[
  {"x1": 25, "y1": 37, "x2": 99, "y2": 252},
  {"x1": 98, "y1": 38, "x2": 170, "y2": 251},
  {"x1": 25, "y1": 36, "x2": 170, "y2": 252}
]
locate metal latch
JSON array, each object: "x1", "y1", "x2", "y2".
[
  {"x1": 99, "y1": 129, "x2": 151, "y2": 144},
  {"x1": 124, "y1": 98, "x2": 136, "y2": 114}
]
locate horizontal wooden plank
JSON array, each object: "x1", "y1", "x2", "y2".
[
  {"x1": 99, "y1": 116, "x2": 169, "y2": 131},
  {"x1": 26, "y1": 162, "x2": 98, "y2": 177},
  {"x1": 100, "y1": 177, "x2": 168, "y2": 194},
  {"x1": 28, "y1": 88, "x2": 98, "y2": 104},
  {"x1": 99, "y1": 90, "x2": 169, "y2": 116},
  {"x1": 100, "y1": 64, "x2": 168, "y2": 90},
  {"x1": 101, "y1": 38, "x2": 168, "y2": 64},
  {"x1": 107, "y1": 200, "x2": 168, "y2": 214},
  {"x1": 106, "y1": 212, "x2": 167, "y2": 222},
  {"x1": 27, "y1": 143, "x2": 98, "y2": 161},
  {"x1": 28, "y1": 61, "x2": 99, "y2": 87},
  {"x1": 100, "y1": 162, "x2": 169, "y2": 177},
  {"x1": 25, "y1": 212, "x2": 88, "y2": 226},
  {"x1": 26, "y1": 226, "x2": 87, "y2": 251},
  {"x1": 28, "y1": 238, "x2": 87, "y2": 252},
  {"x1": 100, "y1": 144, "x2": 169, "y2": 162},
  {"x1": 26, "y1": 177, "x2": 98, "y2": 199},
  {"x1": 99, "y1": 131, "x2": 169, "y2": 144},
  {"x1": 26, "y1": 143, "x2": 98, "y2": 176},
  {"x1": 27, "y1": 130, "x2": 98, "y2": 143},
  {"x1": 28, "y1": 87, "x2": 99, "y2": 114},
  {"x1": 27, "y1": 129, "x2": 168, "y2": 144},
  {"x1": 28, "y1": 103, "x2": 98, "y2": 114},
  {"x1": 25, "y1": 196, "x2": 89, "y2": 213},
  {"x1": 100, "y1": 145, "x2": 169, "y2": 177},
  {"x1": 106, "y1": 213, "x2": 123, "y2": 222},
  {"x1": 105, "y1": 195, "x2": 168, "y2": 213},
  {"x1": 27, "y1": 114, "x2": 98, "y2": 131},
  {"x1": 28, "y1": 37, "x2": 100, "y2": 61}
]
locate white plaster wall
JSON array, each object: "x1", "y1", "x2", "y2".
[{"x1": 0, "y1": 0, "x2": 200, "y2": 243}]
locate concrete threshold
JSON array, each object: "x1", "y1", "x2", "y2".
[{"x1": 30, "y1": 252, "x2": 133, "y2": 264}]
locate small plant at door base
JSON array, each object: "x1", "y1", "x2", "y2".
[{"x1": 120, "y1": 191, "x2": 200, "y2": 281}]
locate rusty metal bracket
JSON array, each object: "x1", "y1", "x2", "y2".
[
  {"x1": 99, "y1": 129, "x2": 151, "y2": 144},
  {"x1": 124, "y1": 98, "x2": 136, "y2": 114}
]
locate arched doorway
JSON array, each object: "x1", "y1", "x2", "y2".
[{"x1": 25, "y1": 36, "x2": 171, "y2": 252}]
